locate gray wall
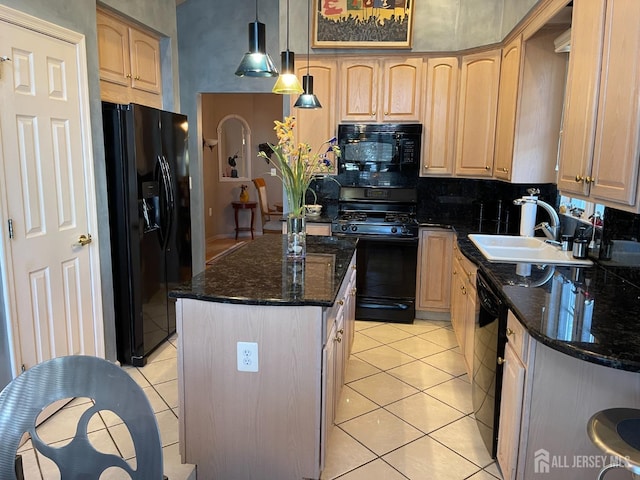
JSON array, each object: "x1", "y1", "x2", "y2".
[{"x1": 0, "y1": 0, "x2": 180, "y2": 364}]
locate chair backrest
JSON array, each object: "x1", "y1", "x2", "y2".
[
  {"x1": 0, "y1": 355, "x2": 163, "y2": 480},
  {"x1": 252, "y1": 177, "x2": 271, "y2": 218}
]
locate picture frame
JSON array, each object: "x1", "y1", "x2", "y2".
[{"x1": 312, "y1": 0, "x2": 414, "y2": 49}]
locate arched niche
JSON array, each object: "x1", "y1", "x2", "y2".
[{"x1": 217, "y1": 114, "x2": 251, "y2": 182}]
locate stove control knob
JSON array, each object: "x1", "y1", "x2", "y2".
[
  {"x1": 351, "y1": 225, "x2": 358, "y2": 232},
  {"x1": 391, "y1": 227, "x2": 398, "y2": 234},
  {"x1": 341, "y1": 225, "x2": 348, "y2": 232}
]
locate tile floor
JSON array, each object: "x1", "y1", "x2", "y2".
[
  {"x1": 15, "y1": 318, "x2": 502, "y2": 480},
  {"x1": 321, "y1": 319, "x2": 503, "y2": 480}
]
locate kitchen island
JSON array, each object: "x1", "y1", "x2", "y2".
[{"x1": 170, "y1": 235, "x2": 357, "y2": 480}]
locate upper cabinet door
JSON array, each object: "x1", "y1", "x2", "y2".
[
  {"x1": 455, "y1": 50, "x2": 501, "y2": 177},
  {"x1": 291, "y1": 59, "x2": 338, "y2": 174},
  {"x1": 494, "y1": 37, "x2": 522, "y2": 181},
  {"x1": 421, "y1": 56, "x2": 459, "y2": 176},
  {"x1": 589, "y1": 0, "x2": 640, "y2": 206},
  {"x1": 381, "y1": 57, "x2": 422, "y2": 122},
  {"x1": 128, "y1": 28, "x2": 162, "y2": 95},
  {"x1": 557, "y1": 0, "x2": 606, "y2": 197},
  {"x1": 97, "y1": 10, "x2": 130, "y2": 87},
  {"x1": 340, "y1": 60, "x2": 379, "y2": 122}
]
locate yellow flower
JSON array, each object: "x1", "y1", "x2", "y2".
[{"x1": 258, "y1": 116, "x2": 340, "y2": 216}]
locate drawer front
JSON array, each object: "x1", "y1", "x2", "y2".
[{"x1": 506, "y1": 310, "x2": 528, "y2": 363}]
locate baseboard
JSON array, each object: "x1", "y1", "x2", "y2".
[{"x1": 415, "y1": 310, "x2": 451, "y2": 322}]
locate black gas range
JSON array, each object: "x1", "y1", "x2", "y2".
[{"x1": 332, "y1": 187, "x2": 418, "y2": 324}]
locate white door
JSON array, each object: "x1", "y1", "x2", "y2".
[{"x1": 0, "y1": 9, "x2": 104, "y2": 374}]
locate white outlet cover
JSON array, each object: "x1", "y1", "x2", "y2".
[{"x1": 237, "y1": 341, "x2": 259, "y2": 372}]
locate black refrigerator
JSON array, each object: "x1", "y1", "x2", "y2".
[{"x1": 102, "y1": 102, "x2": 192, "y2": 366}]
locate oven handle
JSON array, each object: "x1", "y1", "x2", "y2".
[{"x1": 332, "y1": 232, "x2": 419, "y2": 243}]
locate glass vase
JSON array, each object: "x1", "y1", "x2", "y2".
[{"x1": 286, "y1": 214, "x2": 306, "y2": 259}]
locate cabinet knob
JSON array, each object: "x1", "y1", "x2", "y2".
[
  {"x1": 497, "y1": 356, "x2": 506, "y2": 365},
  {"x1": 134, "y1": 75, "x2": 141, "y2": 80},
  {"x1": 500, "y1": 167, "x2": 509, "y2": 173},
  {"x1": 575, "y1": 175, "x2": 584, "y2": 183},
  {"x1": 338, "y1": 329, "x2": 344, "y2": 335},
  {"x1": 126, "y1": 74, "x2": 132, "y2": 78},
  {"x1": 506, "y1": 327, "x2": 514, "y2": 336},
  {"x1": 485, "y1": 165, "x2": 491, "y2": 170},
  {"x1": 585, "y1": 176, "x2": 595, "y2": 184},
  {"x1": 334, "y1": 335, "x2": 342, "y2": 343},
  {"x1": 453, "y1": 269, "x2": 458, "y2": 275},
  {"x1": 338, "y1": 299, "x2": 344, "y2": 306},
  {"x1": 461, "y1": 286, "x2": 467, "y2": 295},
  {"x1": 424, "y1": 165, "x2": 430, "y2": 169}
]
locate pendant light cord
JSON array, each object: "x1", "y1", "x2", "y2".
[
  {"x1": 286, "y1": 0, "x2": 290, "y2": 50},
  {"x1": 255, "y1": 0, "x2": 258, "y2": 21},
  {"x1": 306, "y1": 0, "x2": 310, "y2": 75}
]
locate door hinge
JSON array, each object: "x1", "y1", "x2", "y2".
[
  {"x1": 21, "y1": 364, "x2": 26, "y2": 373},
  {"x1": 8, "y1": 218, "x2": 14, "y2": 239}
]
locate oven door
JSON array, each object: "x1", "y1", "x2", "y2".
[{"x1": 354, "y1": 236, "x2": 418, "y2": 324}]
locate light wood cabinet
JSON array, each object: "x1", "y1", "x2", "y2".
[
  {"x1": 494, "y1": 29, "x2": 567, "y2": 183},
  {"x1": 416, "y1": 228, "x2": 453, "y2": 313},
  {"x1": 497, "y1": 311, "x2": 531, "y2": 480},
  {"x1": 455, "y1": 50, "x2": 501, "y2": 177},
  {"x1": 558, "y1": 0, "x2": 640, "y2": 212},
  {"x1": 420, "y1": 57, "x2": 459, "y2": 176},
  {"x1": 450, "y1": 241, "x2": 477, "y2": 377},
  {"x1": 339, "y1": 57, "x2": 422, "y2": 122},
  {"x1": 97, "y1": 8, "x2": 162, "y2": 108},
  {"x1": 291, "y1": 58, "x2": 338, "y2": 174},
  {"x1": 281, "y1": 222, "x2": 332, "y2": 236}
]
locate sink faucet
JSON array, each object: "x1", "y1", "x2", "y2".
[{"x1": 513, "y1": 188, "x2": 560, "y2": 241}]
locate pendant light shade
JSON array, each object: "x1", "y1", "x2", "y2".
[
  {"x1": 294, "y1": 75, "x2": 322, "y2": 108},
  {"x1": 235, "y1": 2, "x2": 278, "y2": 77},
  {"x1": 294, "y1": 0, "x2": 322, "y2": 109},
  {"x1": 272, "y1": 51, "x2": 303, "y2": 94},
  {"x1": 272, "y1": 0, "x2": 303, "y2": 94}
]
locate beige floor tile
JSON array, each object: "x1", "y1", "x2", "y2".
[
  {"x1": 387, "y1": 360, "x2": 453, "y2": 390},
  {"x1": 35, "y1": 403, "x2": 106, "y2": 444},
  {"x1": 16, "y1": 447, "x2": 40, "y2": 479},
  {"x1": 335, "y1": 458, "x2": 408, "y2": 479},
  {"x1": 155, "y1": 409, "x2": 179, "y2": 447},
  {"x1": 422, "y1": 348, "x2": 468, "y2": 376},
  {"x1": 357, "y1": 324, "x2": 414, "y2": 344},
  {"x1": 383, "y1": 436, "x2": 480, "y2": 480},
  {"x1": 388, "y1": 335, "x2": 448, "y2": 359},
  {"x1": 320, "y1": 427, "x2": 376, "y2": 479},
  {"x1": 386, "y1": 392, "x2": 465, "y2": 434},
  {"x1": 162, "y1": 442, "x2": 197, "y2": 480},
  {"x1": 344, "y1": 356, "x2": 382, "y2": 383},
  {"x1": 137, "y1": 356, "x2": 178, "y2": 385},
  {"x1": 354, "y1": 320, "x2": 385, "y2": 332},
  {"x1": 353, "y1": 345, "x2": 416, "y2": 371},
  {"x1": 109, "y1": 422, "x2": 136, "y2": 459},
  {"x1": 335, "y1": 385, "x2": 379, "y2": 424},
  {"x1": 426, "y1": 377, "x2": 474, "y2": 414},
  {"x1": 351, "y1": 332, "x2": 383, "y2": 353},
  {"x1": 340, "y1": 408, "x2": 424, "y2": 456},
  {"x1": 485, "y1": 461, "x2": 503, "y2": 478},
  {"x1": 147, "y1": 340, "x2": 177, "y2": 363},
  {"x1": 393, "y1": 319, "x2": 446, "y2": 335},
  {"x1": 123, "y1": 365, "x2": 151, "y2": 388},
  {"x1": 468, "y1": 469, "x2": 501, "y2": 479},
  {"x1": 348, "y1": 372, "x2": 419, "y2": 406},
  {"x1": 430, "y1": 416, "x2": 495, "y2": 468},
  {"x1": 419, "y1": 327, "x2": 459, "y2": 349},
  {"x1": 154, "y1": 379, "x2": 179, "y2": 409}
]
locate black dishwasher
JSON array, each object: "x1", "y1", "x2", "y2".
[{"x1": 472, "y1": 271, "x2": 508, "y2": 458}]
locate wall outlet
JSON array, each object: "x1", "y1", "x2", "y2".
[
  {"x1": 237, "y1": 341, "x2": 259, "y2": 372},
  {"x1": 270, "y1": 167, "x2": 276, "y2": 176}
]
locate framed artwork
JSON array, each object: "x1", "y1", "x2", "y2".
[{"x1": 313, "y1": 0, "x2": 414, "y2": 49}]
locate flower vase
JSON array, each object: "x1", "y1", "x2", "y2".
[{"x1": 286, "y1": 214, "x2": 306, "y2": 259}]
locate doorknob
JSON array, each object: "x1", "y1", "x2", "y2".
[{"x1": 74, "y1": 234, "x2": 92, "y2": 247}]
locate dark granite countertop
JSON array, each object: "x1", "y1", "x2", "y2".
[
  {"x1": 170, "y1": 235, "x2": 357, "y2": 307},
  {"x1": 454, "y1": 235, "x2": 640, "y2": 372}
]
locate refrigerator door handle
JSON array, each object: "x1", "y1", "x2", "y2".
[{"x1": 156, "y1": 155, "x2": 173, "y2": 248}]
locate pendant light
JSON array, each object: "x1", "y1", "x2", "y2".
[
  {"x1": 272, "y1": 0, "x2": 303, "y2": 94},
  {"x1": 294, "y1": 0, "x2": 322, "y2": 109},
  {"x1": 235, "y1": 0, "x2": 279, "y2": 77}
]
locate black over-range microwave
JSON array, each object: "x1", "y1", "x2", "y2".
[{"x1": 337, "y1": 123, "x2": 422, "y2": 175}]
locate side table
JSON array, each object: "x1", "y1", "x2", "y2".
[{"x1": 231, "y1": 201, "x2": 257, "y2": 240}]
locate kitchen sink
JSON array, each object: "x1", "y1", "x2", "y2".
[{"x1": 468, "y1": 234, "x2": 593, "y2": 266}]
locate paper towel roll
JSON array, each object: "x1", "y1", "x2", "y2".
[{"x1": 519, "y1": 198, "x2": 537, "y2": 237}]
